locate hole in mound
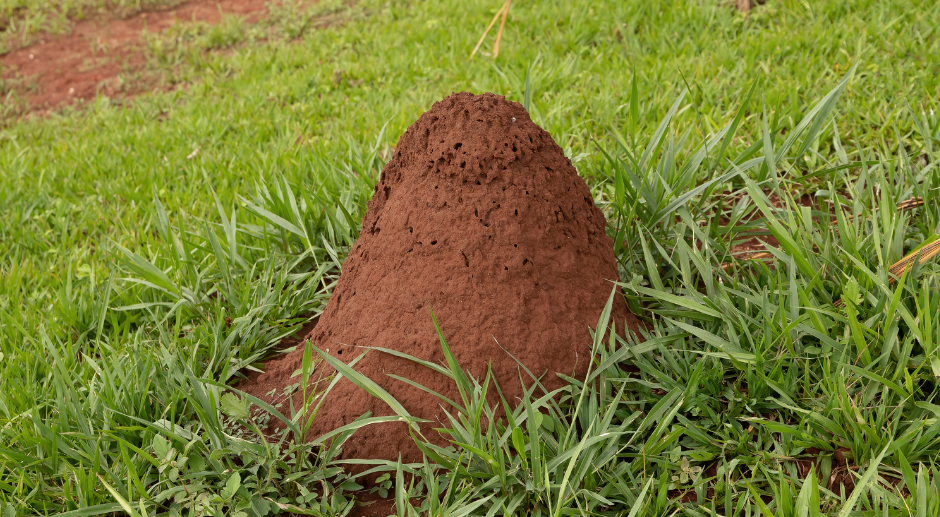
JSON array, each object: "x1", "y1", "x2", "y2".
[
  {"x1": 454, "y1": 142, "x2": 462, "y2": 150},
  {"x1": 460, "y1": 161, "x2": 466, "y2": 168}
]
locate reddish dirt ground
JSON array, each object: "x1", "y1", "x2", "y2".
[{"x1": 0, "y1": 0, "x2": 275, "y2": 113}]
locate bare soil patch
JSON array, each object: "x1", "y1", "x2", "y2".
[{"x1": 0, "y1": 0, "x2": 275, "y2": 114}]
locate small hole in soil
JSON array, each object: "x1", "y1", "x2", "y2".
[
  {"x1": 476, "y1": 180, "x2": 481, "y2": 185},
  {"x1": 337, "y1": 350, "x2": 343, "y2": 355},
  {"x1": 431, "y1": 240, "x2": 437, "y2": 245},
  {"x1": 523, "y1": 258, "x2": 529, "y2": 265},
  {"x1": 514, "y1": 209, "x2": 518, "y2": 215},
  {"x1": 460, "y1": 161, "x2": 466, "y2": 168},
  {"x1": 409, "y1": 227, "x2": 413, "y2": 233},
  {"x1": 512, "y1": 144, "x2": 517, "y2": 152},
  {"x1": 504, "y1": 266, "x2": 509, "y2": 270},
  {"x1": 434, "y1": 185, "x2": 438, "y2": 189},
  {"x1": 525, "y1": 190, "x2": 529, "y2": 195},
  {"x1": 454, "y1": 142, "x2": 462, "y2": 150}
]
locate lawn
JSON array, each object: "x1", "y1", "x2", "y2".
[{"x1": 1, "y1": 0, "x2": 940, "y2": 515}]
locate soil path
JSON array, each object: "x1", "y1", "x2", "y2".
[{"x1": 1, "y1": 0, "x2": 273, "y2": 113}]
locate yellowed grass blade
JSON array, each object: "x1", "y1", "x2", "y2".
[
  {"x1": 470, "y1": 0, "x2": 510, "y2": 59},
  {"x1": 492, "y1": 0, "x2": 512, "y2": 58},
  {"x1": 888, "y1": 239, "x2": 940, "y2": 279}
]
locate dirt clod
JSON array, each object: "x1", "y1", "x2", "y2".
[{"x1": 239, "y1": 91, "x2": 641, "y2": 465}]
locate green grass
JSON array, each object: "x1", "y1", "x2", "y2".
[{"x1": 2, "y1": 0, "x2": 940, "y2": 515}]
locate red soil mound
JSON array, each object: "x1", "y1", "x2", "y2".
[{"x1": 239, "y1": 91, "x2": 641, "y2": 466}]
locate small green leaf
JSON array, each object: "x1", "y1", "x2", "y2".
[
  {"x1": 250, "y1": 496, "x2": 271, "y2": 516},
  {"x1": 221, "y1": 392, "x2": 250, "y2": 420},
  {"x1": 152, "y1": 435, "x2": 171, "y2": 458},
  {"x1": 222, "y1": 472, "x2": 241, "y2": 500},
  {"x1": 844, "y1": 277, "x2": 862, "y2": 306}
]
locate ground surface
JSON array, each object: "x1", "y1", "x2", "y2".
[
  {"x1": 1, "y1": 0, "x2": 273, "y2": 111},
  {"x1": 1, "y1": 0, "x2": 940, "y2": 516}
]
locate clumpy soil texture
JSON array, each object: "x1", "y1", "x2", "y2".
[{"x1": 240, "y1": 91, "x2": 642, "y2": 464}]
